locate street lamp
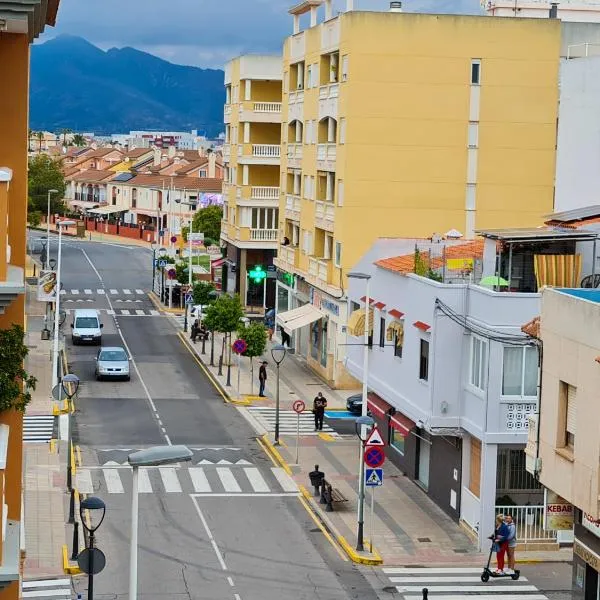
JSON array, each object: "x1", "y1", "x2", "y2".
[
  {"x1": 208, "y1": 290, "x2": 218, "y2": 364},
  {"x1": 46, "y1": 189, "x2": 58, "y2": 259},
  {"x1": 271, "y1": 344, "x2": 287, "y2": 445},
  {"x1": 348, "y1": 271, "x2": 372, "y2": 552},
  {"x1": 150, "y1": 241, "x2": 156, "y2": 291},
  {"x1": 157, "y1": 247, "x2": 167, "y2": 303},
  {"x1": 61, "y1": 373, "x2": 80, "y2": 500},
  {"x1": 175, "y1": 199, "x2": 197, "y2": 332},
  {"x1": 128, "y1": 445, "x2": 193, "y2": 600},
  {"x1": 80, "y1": 496, "x2": 106, "y2": 600},
  {"x1": 51, "y1": 220, "x2": 76, "y2": 388}
]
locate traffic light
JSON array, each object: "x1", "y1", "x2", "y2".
[{"x1": 248, "y1": 265, "x2": 267, "y2": 284}]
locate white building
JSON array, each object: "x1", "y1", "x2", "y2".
[{"x1": 484, "y1": 0, "x2": 600, "y2": 21}]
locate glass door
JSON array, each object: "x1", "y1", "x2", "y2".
[{"x1": 417, "y1": 434, "x2": 430, "y2": 490}]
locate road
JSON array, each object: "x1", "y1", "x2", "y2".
[{"x1": 37, "y1": 233, "x2": 378, "y2": 600}]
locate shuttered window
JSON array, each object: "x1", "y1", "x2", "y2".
[
  {"x1": 566, "y1": 384, "x2": 576, "y2": 448},
  {"x1": 469, "y1": 438, "x2": 481, "y2": 498}
]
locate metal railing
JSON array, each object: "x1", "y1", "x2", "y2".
[{"x1": 495, "y1": 505, "x2": 557, "y2": 543}]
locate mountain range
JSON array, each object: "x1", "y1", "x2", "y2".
[{"x1": 30, "y1": 35, "x2": 225, "y2": 137}]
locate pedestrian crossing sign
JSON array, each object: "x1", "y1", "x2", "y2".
[{"x1": 365, "y1": 468, "x2": 383, "y2": 487}]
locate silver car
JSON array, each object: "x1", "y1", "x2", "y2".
[{"x1": 95, "y1": 346, "x2": 130, "y2": 381}]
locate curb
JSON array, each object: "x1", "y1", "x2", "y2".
[
  {"x1": 62, "y1": 544, "x2": 81, "y2": 575},
  {"x1": 261, "y1": 434, "x2": 293, "y2": 476},
  {"x1": 148, "y1": 291, "x2": 184, "y2": 314}
]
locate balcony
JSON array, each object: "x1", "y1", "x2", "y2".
[
  {"x1": 237, "y1": 144, "x2": 281, "y2": 166},
  {"x1": 250, "y1": 229, "x2": 278, "y2": 242},
  {"x1": 285, "y1": 194, "x2": 301, "y2": 221},
  {"x1": 239, "y1": 101, "x2": 282, "y2": 124},
  {"x1": 290, "y1": 31, "x2": 306, "y2": 60},
  {"x1": 278, "y1": 245, "x2": 299, "y2": 269},
  {"x1": 287, "y1": 143, "x2": 303, "y2": 169},
  {"x1": 315, "y1": 201, "x2": 335, "y2": 232},
  {"x1": 308, "y1": 257, "x2": 333, "y2": 290},
  {"x1": 321, "y1": 15, "x2": 340, "y2": 51},
  {"x1": 253, "y1": 144, "x2": 280, "y2": 158},
  {"x1": 223, "y1": 144, "x2": 231, "y2": 162},
  {"x1": 224, "y1": 104, "x2": 232, "y2": 123},
  {"x1": 317, "y1": 144, "x2": 336, "y2": 171},
  {"x1": 251, "y1": 186, "x2": 280, "y2": 201},
  {"x1": 318, "y1": 83, "x2": 339, "y2": 119},
  {"x1": 288, "y1": 90, "x2": 304, "y2": 122}
]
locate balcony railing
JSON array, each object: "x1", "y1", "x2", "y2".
[
  {"x1": 288, "y1": 90, "x2": 305, "y2": 105},
  {"x1": 317, "y1": 144, "x2": 337, "y2": 162},
  {"x1": 252, "y1": 144, "x2": 281, "y2": 159},
  {"x1": 251, "y1": 229, "x2": 278, "y2": 241},
  {"x1": 495, "y1": 505, "x2": 556, "y2": 543},
  {"x1": 315, "y1": 201, "x2": 335, "y2": 230},
  {"x1": 279, "y1": 245, "x2": 298, "y2": 267},
  {"x1": 251, "y1": 186, "x2": 280, "y2": 200},
  {"x1": 287, "y1": 144, "x2": 303, "y2": 162},
  {"x1": 285, "y1": 194, "x2": 301, "y2": 220},
  {"x1": 308, "y1": 257, "x2": 332, "y2": 285},
  {"x1": 254, "y1": 102, "x2": 282, "y2": 113}
]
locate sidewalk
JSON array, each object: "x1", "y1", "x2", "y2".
[
  {"x1": 22, "y1": 307, "x2": 71, "y2": 581},
  {"x1": 174, "y1": 319, "x2": 574, "y2": 567}
]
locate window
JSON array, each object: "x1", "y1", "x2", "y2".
[
  {"x1": 310, "y1": 176, "x2": 316, "y2": 200},
  {"x1": 394, "y1": 328, "x2": 403, "y2": 358},
  {"x1": 419, "y1": 339, "x2": 429, "y2": 381},
  {"x1": 496, "y1": 448, "x2": 541, "y2": 492},
  {"x1": 302, "y1": 230, "x2": 313, "y2": 255},
  {"x1": 561, "y1": 381, "x2": 577, "y2": 449},
  {"x1": 337, "y1": 180, "x2": 344, "y2": 206},
  {"x1": 340, "y1": 118, "x2": 346, "y2": 144},
  {"x1": 502, "y1": 346, "x2": 538, "y2": 396},
  {"x1": 199, "y1": 169, "x2": 207, "y2": 177},
  {"x1": 471, "y1": 59, "x2": 481, "y2": 85},
  {"x1": 307, "y1": 64, "x2": 313, "y2": 88},
  {"x1": 470, "y1": 336, "x2": 488, "y2": 391},
  {"x1": 390, "y1": 428, "x2": 405, "y2": 455},
  {"x1": 334, "y1": 241, "x2": 342, "y2": 267},
  {"x1": 379, "y1": 317, "x2": 386, "y2": 348}
]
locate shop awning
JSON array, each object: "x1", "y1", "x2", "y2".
[
  {"x1": 390, "y1": 413, "x2": 415, "y2": 436},
  {"x1": 367, "y1": 393, "x2": 391, "y2": 419},
  {"x1": 386, "y1": 320, "x2": 404, "y2": 343},
  {"x1": 87, "y1": 205, "x2": 126, "y2": 215},
  {"x1": 276, "y1": 304, "x2": 324, "y2": 333},
  {"x1": 347, "y1": 308, "x2": 374, "y2": 337}
]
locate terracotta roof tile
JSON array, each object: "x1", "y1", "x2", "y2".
[
  {"x1": 63, "y1": 166, "x2": 80, "y2": 177},
  {"x1": 175, "y1": 159, "x2": 208, "y2": 175},
  {"x1": 521, "y1": 316, "x2": 540, "y2": 338},
  {"x1": 68, "y1": 169, "x2": 116, "y2": 183},
  {"x1": 125, "y1": 148, "x2": 152, "y2": 160},
  {"x1": 125, "y1": 174, "x2": 222, "y2": 192}
]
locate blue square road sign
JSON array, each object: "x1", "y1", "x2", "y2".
[{"x1": 365, "y1": 468, "x2": 383, "y2": 487}]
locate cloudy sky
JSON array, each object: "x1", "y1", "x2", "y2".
[{"x1": 41, "y1": 0, "x2": 482, "y2": 68}]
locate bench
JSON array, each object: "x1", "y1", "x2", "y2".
[{"x1": 320, "y1": 479, "x2": 348, "y2": 511}]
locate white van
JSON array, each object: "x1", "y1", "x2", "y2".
[{"x1": 71, "y1": 309, "x2": 103, "y2": 345}]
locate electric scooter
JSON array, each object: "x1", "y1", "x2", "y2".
[{"x1": 481, "y1": 536, "x2": 520, "y2": 582}]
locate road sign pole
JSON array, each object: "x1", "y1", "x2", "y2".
[
  {"x1": 296, "y1": 412, "x2": 300, "y2": 464},
  {"x1": 370, "y1": 486, "x2": 375, "y2": 554},
  {"x1": 237, "y1": 352, "x2": 241, "y2": 400}
]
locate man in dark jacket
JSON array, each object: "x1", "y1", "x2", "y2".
[
  {"x1": 313, "y1": 392, "x2": 327, "y2": 431},
  {"x1": 259, "y1": 361, "x2": 268, "y2": 397}
]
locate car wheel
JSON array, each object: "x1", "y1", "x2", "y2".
[{"x1": 125, "y1": 375, "x2": 131, "y2": 381}]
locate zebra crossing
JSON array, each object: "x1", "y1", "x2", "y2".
[
  {"x1": 60, "y1": 288, "x2": 146, "y2": 296},
  {"x1": 22, "y1": 577, "x2": 72, "y2": 599},
  {"x1": 76, "y1": 465, "x2": 298, "y2": 496},
  {"x1": 64, "y1": 308, "x2": 160, "y2": 316},
  {"x1": 23, "y1": 415, "x2": 55, "y2": 443},
  {"x1": 248, "y1": 407, "x2": 339, "y2": 437},
  {"x1": 381, "y1": 567, "x2": 548, "y2": 600}
]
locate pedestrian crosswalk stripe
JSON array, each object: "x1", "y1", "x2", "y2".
[
  {"x1": 272, "y1": 467, "x2": 298, "y2": 492},
  {"x1": 160, "y1": 467, "x2": 182, "y2": 493},
  {"x1": 71, "y1": 289, "x2": 79, "y2": 295},
  {"x1": 121, "y1": 309, "x2": 131, "y2": 315},
  {"x1": 138, "y1": 468, "x2": 153, "y2": 493},
  {"x1": 23, "y1": 415, "x2": 55, "y2": 443},
  {"x1": 218, "y1": 467, "x2": 242, "y2": 492},
  {"x1": 110, "y1": 289, "x2": 118, "y2": 294},
  {"x1": 244, "y1": 467, "x2": 270, "y2": 492},
  {"x1": 22, "y1": 578, "x2": 72, "y2": 599},
  {"x1": 150, "y1": 310, "x2": 160, "y2": 316},
  {"x1": 123, "y1": 289, "x2": 132, "y2": 294},
  {"x1": 399, "y1": 586, "x2": 539, "y2": 593},
  {"x1": 384, "y1": 568, "x2": 483, "y2": 574},
  {"x1": 84, "y1": 289, "x2": 92, "y2": 294},
  {"x1": 97, "y1": 289, "x2": 105, "y2": 294},
  {"x1": 64, "y1": 308, "x2": 160, "y2": 317},
  {"x1": 248, "y1": 407, "x2": 339, "y2": 437},
  {"x1": 103, "y1": 468, "x2": 124, "y2": 494},
  {"x1": 135, "y1": 309, "x2": 145, "y2": 315},
  {"x1": 76, "y1": 469, "x2": 94, "y2": 494},
  {"x1": 189, "y1": 467, "x2": 211, "y2": 492},
  {"x1": 135, "y1": 289, "x2": 144, "y2": 294}
]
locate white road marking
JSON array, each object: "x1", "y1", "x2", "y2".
[
  {"x1": 227, "y1": 576, "x2": 234, "y2": 587},
  {"x1": 160, "y1": 467, "x2": 182, "y2": 493},
  {"x1": 189, "y1": 468, "x2": 211, "y2": 492},
  {"x1": 384, "y1": 568, "x2": 483, "y2": 574},
  {"x1": 71, "y1": 289, "x2": 79, "y2": 295},
  {"x1": 123, "y1": 289, "x2": 132, "y2": 294},
  {"x1": 135, "y1": 309, "x2": 145, "y2": 315},
  {"x1": 103, "y1": 469, "x2": 124, "y2": 493},
  {"x1": 402, "y1": 596, "x2": 547, "y2": 600},
  {"x1": 217, "y1": 468, "x2": 242, "y2": 493},
  {"x1": 244, "y1": 467, "x2": 270, "y2": 492},
  {"x1": 150, "y1": 310, "x2": 160, "y2": 316},
  {"x1": 121, "y1": 309, "x2": 131, "y2": 315},
  {"x1": 139, "y1": 468, "x2": 153, "y2": 493},
  {"x1": 97, "y1": 289, "x2": 105, "y2": 294},
  {"x1": 191, "y1": 497, "x2": 228, "y2": 571},
  {"x1": 107, "y1": 309, "x2": 115, "y2": 315},
  {"x1": 84, "y1": 289, "x2": 92, "y2": 294},
  {"x1": 59, "y1": 289, "x2": 66, "y2": 295},
  {"x1": 271, "y1": 467, "x2": 298, "y2": 492},
  {"x1": 22, "y1": 590, "x2": 71, "y2": 598},
  {"x1": 110, "y1": 289, "x2": 118, "y2": 294},
  {"x1": 391, "y1": 576, "x2": 504, "y2": 583},
  {"x1": 80, "y1": 248, "x2": 103, "y2": 282},
  {"x1": 22, "y1": 580, "x2": 71, "y2": 589},
  {"x1": 76, "y1": 470, "x2": 94, "y2": 494},
  {"x1": 135, "y1": 289, "x2": 144, "y2": 294},
  {"x1": 398, "y1": 586, "x2": 539, "y2": 593}
]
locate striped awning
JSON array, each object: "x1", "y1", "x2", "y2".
[
  {"x1": 386, "y1": 320, "x2": 404, "y2": 343},
  {"x1": 534, "y1": 254, "x2": 582, "y2": 289},
  {"x1": 347, "y1": 308, "x2": 374, "y2": 337}
]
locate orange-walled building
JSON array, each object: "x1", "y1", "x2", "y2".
[{"x1": 0, "y1": 2, "x2": 61, "y2": 598}]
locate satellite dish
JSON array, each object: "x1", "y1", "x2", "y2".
[{"x1": 446, "y1": 229, "x2": 463, "y2": 239}]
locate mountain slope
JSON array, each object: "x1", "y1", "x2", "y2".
[{"x1": 30, "y1": 35, "x2": 225, "y2": 136}]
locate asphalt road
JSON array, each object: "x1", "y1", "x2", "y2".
[{"x1": 40, "y1": 234, "x2": 379, "y2": 600}]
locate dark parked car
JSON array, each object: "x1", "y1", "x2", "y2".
[{"x1": 346, "y1": 393, "x2": 363, "y2": 415}]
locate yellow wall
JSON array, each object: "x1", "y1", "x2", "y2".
[
  {"x1": 249, "y1": 123, "x2": 280, "y2": 145},
  {"x1": 251, "y1": 80, "x2": 282, "y2": 101},
  {"x1": 280, "y1": 12, "x2": 561, "y2": 288},
  {"x1": 248, "y1": 165, "x2": 279, "y2": 186}
]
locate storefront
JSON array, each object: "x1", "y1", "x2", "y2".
[
  {"x1": 274, "y1": 272, "x2": 311, "y2": 356},
  {"x1": 573, "y1": 512, "x2": 600, "y2": 599}
]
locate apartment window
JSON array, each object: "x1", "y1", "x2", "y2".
[
  {"x1": 468, "y1": 122, "x2": 479, "y2": 148},
  {"x1": 340, "y1": 118, "x2": 346, "y2": 144},
  {"x1": 244, "y1": 79, "x2": 251, "y2": 101},
  {"x1": 497, "y1": 448, "x2": 541, "y2": 492},
  {"x1": 310, "y1": 176, "x2": 316, "y2": 200},
  {"x1": 419, "y1": 339, "x2": 430, "y2": 381},
  {"x1": 379, "y1": 317, "x2": 386, "y2": 348},
  {"x1": 334, "y1": 241, "x2": 342, "y2": 268},
  {"x1": 470, "y1": 336, "x2": 488, "y2": 391},
  {"x1": 502, "y1": 346, "x2": 538, "y2": 397},
  {"x1": 341, "y1": 55, "x2": 349, "y2": 81},
  {"x1": 199, "y1": 170, "x2": 207, "y2": 177},
  {"x1": 251, "y1": 208, "x2": 278, "y2": 230},
  {"x1": 561, "y1": 381, "x2": 577, "y2": 450},
  {"x1": 337, "y1": 180, "x2": 344, "y2": 206},
  {"x1": 471, "y1": 59, "x2": 481, "y2": 85},
  {"x1": 324, "y1": 235, "x2": 332, "y2": 259},
  {"x1": 394, "y1": 326, "x2": 403, "y2": 358},
  {"x1": 302, "y1": 230, "x2": 313, "y2": 255}
]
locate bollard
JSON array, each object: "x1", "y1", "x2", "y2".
[
  {"x1": 218, "y1": 354, "x2": 223, "y2": 376},
  {"x1": 320, "y1": 479, "x2": 328, "y2": 505},
  {"x1": 422, "y1": 588, "x2": 428, "y2": 600},
  {"x1": 201, "y1": 335, "x2": 207, "y2": 355},
  {"x1": 68, "y1": 489, "x2": 75, "y2": 524},
  {"x1": 325, "y1": 485, "x2": 334, "y2": 512},
  {"x1": 71, "y1": 521, "x2": 79, "y2": 561}
]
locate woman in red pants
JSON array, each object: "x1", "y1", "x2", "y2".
[{"x1": 493, "y1": 514, "x2": 510, "y2": 574}]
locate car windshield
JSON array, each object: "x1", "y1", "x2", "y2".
[
  {"x1": 75, "y1": 317, "x2": 98, "y2": 328},
  {"x1": 99, "y1": 350, "x2": 127, "y2": 361}
]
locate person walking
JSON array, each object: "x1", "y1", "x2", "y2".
[
  {"x1": 313, "y1": 392, "x2": 327, "y2": 431},
  {"x1": 190, "y1": 319, "x2": 199, "y2": 343},
  {"x1": 258, "y1": 361, "x2": 268, "y2": 397},
  {"x1": 504, "y1": 514, "x2": 517, "y2": 574},
  {"x1": 492, "y1": 514, "x2": 510, "y2": 574}
]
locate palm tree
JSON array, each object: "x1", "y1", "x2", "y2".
[
  {"x1": 36, "y1": 131, "x2": 44, "y2": 153},
  {"x1": 28, "y1": 129, "x2": 33, "y2": 152},
  {"x1": 72, "y1": 133, "x2": 85, "y2": 147},
  {"x1": 60, "y1": 128, "x2": 72, "y2": 146}
]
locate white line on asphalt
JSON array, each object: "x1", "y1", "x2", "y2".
[
  {"x1": 22, "y1": 579, "x2": 71, "y2": 589},
  {"x1": 135, "y1": 309, "x2": 145, "y2": 315},
  {"x1": 123, "y1": 289, "x2": 132, "y2": 294},
  {"x1": 84, "y1": 289, "x2": 92, "y2": 294},
  {"x1": 97, "y1": 289, "x2": 105, "y2": 294},
  {"x1": 234, "y1": 594, "x2": 241, "y2": 600},
  {"x1": 190, "y1": 493, "x2": 299, "y2": 497},
  {"x1": 217, "y1": 468, "x2": 242, "y2": 492},
  {"x1": 139, "y1": 468, "x2": 153, "y2": 493},
  {"x1": 403, "y1": 596, "x2": 547, "y2": 600},
  {"x1": 76, "y1": 470, "x2": 94, "y2": 494},
  {"x1": 135, "y1": 289, "x2": 144, "y2": 294},
  {"x1": 110, "y1": 289, "x2": 118, "y2": 294},
  {"x1": 103, "y1": 468, "x2": 124, "y2": 493},
  {"x1": 121, "y1": 309, "x2": 131, "y2": 315},
  {"x1": 191, "y1": 497, "x2": 228, "y2": 571},
  {"x1": 80, "y1": 248, "x2": 103, "y2": 282},
  {"x1": 384, "y1": 568, "x2": 483, "y2": 574},
  {"x1": 71, "y1": 289, "x2": 79, "y2": 295},
  {"x1": 22, "y1": 591, "x2": 71, "y2": 598},
  {"x1": 227, "y1": 577, "x2": 234, "y2": 587},
  {"x1": 150, "y1": 310, "x2": 160, "y2": 316},
  {"x1": 160, "y1": 467, "x2": 182, "y2": 492},
  {"x1": 398, "y1": 586, "x2": 538, "y2": 593},
  {"x1": 243, "y1": 467, "x2": 270, "y2": 493},
  {"x1": 189, "y1": 468, "x2": 211, "y2": 493},
  {"x1": 271, "y1": 467, "x2": 298, "y2": 492},
  {"x1": 391, "y1": 576, "x2": 501, "y2": 583}
]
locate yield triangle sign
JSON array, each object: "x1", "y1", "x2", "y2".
[{"x1": 366, "y1": 426, "x2": 384, "y2": 446}]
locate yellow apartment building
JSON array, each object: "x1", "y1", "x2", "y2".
[
  {"x1": 0, "y1": 2, "x2": 61, "y2": 597},
  {"x1": 273, "y1": 0, "x2": 561, "y2": 388},
  {"x1": 221, "y1": 55, "x2": 282, "y2": 308}
]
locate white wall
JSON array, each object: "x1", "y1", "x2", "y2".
[{"x1": 555, "y1": 56, "x2": 600, "y2": 211}]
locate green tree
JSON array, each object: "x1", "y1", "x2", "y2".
[
  {"x1": 205, "y1": 294, "x2": 244, "y2": 364},
  {"x1": 191, "y1": 205, "x2": 223, "y2": 241},
  {"x1": 28, "y1": 154, "x2": 66, "y2": 214},
  {"x1": 36, "y1": 131, "x2": 44, "y2": 153},
  {"x1": 28, "y1": 211, "x2": 42, "y2": 228},
  {"x1": 235, "y1": 322, "x2": 267, "y2": 395},
  {"x1": 72, "y1": 134, "x2": 86, "y2": 147},
  {"x1": 0, "y1": 325, "x2": 37, "y2": 412},
  {"x1": 192, "y1": 281, "x2": 216, "y2": 306},
  {"x1": 60, "y1": 128, "x2": 72, "y2": 146}
]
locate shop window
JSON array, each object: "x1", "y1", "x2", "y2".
[
  {"x1": 390, "y1": 428, "x2": 405, "y2": 455},
  {"x1": 419, "y1": 339, "x2": 429, "y2": 381},
  {"x1": 320, "y1": 319, "x2": 328, "y2": 367}
]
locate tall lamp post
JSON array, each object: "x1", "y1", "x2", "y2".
[
  {"x1": 271, "y1": 344, "x2": 287, "y2": 445},
  {"x1": 46, "y1": 188, "x2": 58, "y2": 258},
  {"x1": 80, "y1": 496, "x2": 106, "y2": 600},
  {"x1": 157, "y1": 247, "x2": 167, "y2": 303},
  {"x1": 348, "y1": 271, "x2": 372, "y2": 552},
  {"x1": 150, "y1": 241, "x2": 156, "y2": 291},
  {"x1": 175, "y1": 199, "x2": 197, "y2": 332},
  {"x1": 61, "y1": 373, "x2": 80, "y2": 498},
  {"x1": 51, "y1": 220, "x2": 76, "y2": 388},
  {"x1": 128, "y1": 445, "x2": 193, "y2": 600}
]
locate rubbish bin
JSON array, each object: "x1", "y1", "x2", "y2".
[{"x1": 309, "y1": 465, "x2": 325, "y2": 497}]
